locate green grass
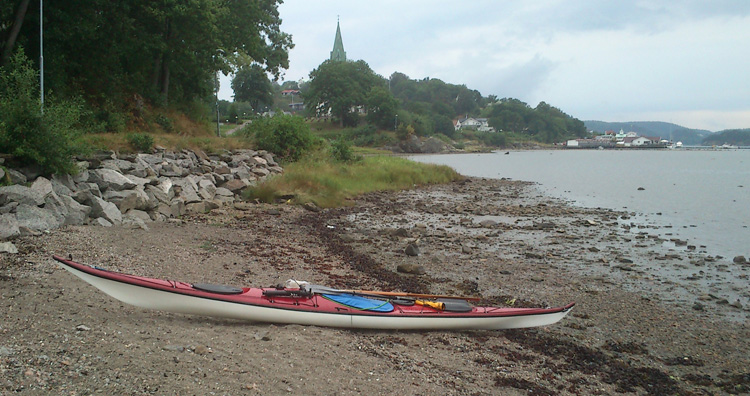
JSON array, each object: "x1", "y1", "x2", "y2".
[{"x1": 243, "y1": 153, "x2": 461, "y2": 208}]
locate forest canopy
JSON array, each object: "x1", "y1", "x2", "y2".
[{"x1": 0, "y1": 0, "x2": 292, "y2": 131}]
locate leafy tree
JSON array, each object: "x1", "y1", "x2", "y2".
[
  {"x1": 232, "y1": 64, "x2": 273, "y2": 112},
  {"x1": 304, "y1": 59, "x2": 385, "y2": 127},
  {"x1": 365, "y1": 86, "x2": 398, "y2": 129}
]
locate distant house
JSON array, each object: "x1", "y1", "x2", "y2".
[
  {"x1": 620, "y1": 136, "x2": 659, "y2": 147},
  {"x1": 281, "y1": 89, "x2": 300, "y2": 96},
  {"x1": 567, "y1": 138, "x2": 613, "y2": 148},
  {"x1": 455, "y1": 116, "x2": 495, "y2": 132}
]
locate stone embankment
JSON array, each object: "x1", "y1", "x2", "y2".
[{"x1": 0, "y1": 149, "x2": 281, "y2": 252}]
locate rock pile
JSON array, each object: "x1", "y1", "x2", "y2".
[{"x1": 0, "y1": 149, "x2": 282, "y2": 242}]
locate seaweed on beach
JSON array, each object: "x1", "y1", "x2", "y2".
[
  {"x1": 297, "y1": 208, "x2": 430, "y2": 293},
  {"x1": 505, "y1": 330, "x2": 683, "y2": 395}
]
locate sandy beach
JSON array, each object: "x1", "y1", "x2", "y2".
[{"x1": 2, "y1": 177, "x2": 748, "y2": 395}]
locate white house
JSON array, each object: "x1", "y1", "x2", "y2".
[{"x1": 455, "y1": 117, "x2": 495, "y2": 132}]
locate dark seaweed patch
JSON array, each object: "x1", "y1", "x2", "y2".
[{"x1": 506, "y1": 330, "x2": 682, "y2": 395}]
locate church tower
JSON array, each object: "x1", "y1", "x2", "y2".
[{"x1": 330, "y1": 18, "x2": 347, "y2": 62}]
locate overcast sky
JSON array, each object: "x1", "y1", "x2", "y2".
[{"x1": 219, "y1": 1, "x2": 750, "y2": 131}]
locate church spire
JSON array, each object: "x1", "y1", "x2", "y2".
[{"x1": 330, "y1": 18, "x2": 346, "y2": 62}]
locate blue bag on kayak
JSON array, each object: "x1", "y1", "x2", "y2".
[{"x1": 322, "y1": 294, "x2": 394, "y2": 312}]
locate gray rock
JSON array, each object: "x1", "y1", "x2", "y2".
[
  {"x1": 105, "y1": 187, "x2": 151, "y2": 212},
  {"x1": 733, "y1": 255, "x2": 747, "y2": 264},
  {"x1": 215, "y1": 187, "x2": 233, "y2": 197},
  {"x1": 252, "y1": 167, "x2": 271, "y2": 177},
  {"x1": 0, "y1": 241, "x2": 18, "y2": 254},
  {"x1": 93, "y1": 217, "x2": 113, "y2": 227},
  {"x1": 198, "y1": 179, "x2": 217, "y2": 200},
  {"x1": 405, "y1": 243, "x2": 420, "y2": 257},
  {"x1": 0, "y1": 201, "x2": 18, "y2": 214},
  {"x1": 50, "y1": 174, "x2": 75, "y2": 196},
  {"x1": 72, "y1": 166, "x2": 90, "y2": 184},
  {"x1": 397, "y1": 263, "x2": 426, "y2": 275},
  {"x1": 89, "y1": 168, "x2": 137, "y2": 191},
  {"x1": 0, "y1": 214, "x2": 20, "y2": 240},
  {"x1": 122, "y1": 213, "x2": 150, "y2": 230},
  {"x1": 186, "y1": 202, "x2": 210, "y2": 214},
  {"x1": 15, "y1": 204, "x2": 63, "y2": 231},
  {"x1": 4, "y1": 168, "x2": 27, "y2": 184},
  {"x1": 89, "y1": 196, "x2": 122, "y2": 225},
  {"x1": 0, "y1": 167, "x2": 4, "y2": 181},
  {"x1": 43, "y1": 191, "x2": 69, "y2": 226},
  {"x1": 101, "y1": 159, "x2": 134, "y2": 172},
  {"x1": 222, "y1": 179, "x2": 247, "y2": 193},
  {"x1": 478, "y1": 219, "x2": 498, "y2": 228},
  {"x1": 59, "y1": 195, "x2": 91, "y2": 225},
  {"x1": 125, "y1": 209, "x2": 151, "y2": 222},
  {"x1": 73, "y1": 182, "x2": 102, "y2": 204},
  {"x1": 0, "y1": 185, "x2": 45, "y2": 206}
]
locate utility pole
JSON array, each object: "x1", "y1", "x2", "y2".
[
  {"x1": 215, "y1": 70, "x2": 220, "y2": 137},
  {"x1": 39, "y1": 0, "x2": 44, "y2": 114}
]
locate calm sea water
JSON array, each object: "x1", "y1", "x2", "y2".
[{"x1": 410, "y1": 149, "x2": 750, "y2": 259}]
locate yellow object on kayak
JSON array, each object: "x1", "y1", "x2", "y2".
[{"x1": 416, "y1": 300, "x2": 445, "y2": 310}]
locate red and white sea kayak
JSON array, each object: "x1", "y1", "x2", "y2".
[{"x1": 53, "y1": 255, "x2": 574, "y2": 330}]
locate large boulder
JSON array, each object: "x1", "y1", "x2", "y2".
[
  {"x1": 30, "y1": 177, "x2": 54, "y2": 198},
  {"x1": 172, "y1": 178, "x2": 201, "y2": 203},
  {"x1": 197, "y1": 179, "x2": 217, "y2": 200},
  {"x1": 222, "y1": 179, "x2": 247, "y2": 193},
  {"x1": 0, "y1": 185, "x2": 45, "y2": 206},
  {"x1": 4, "y1": 168, "x2": 27, "y2": 184},
  {"x1": 104, "y1": 187, "x2": 152, "y2": 212},
  {"x1": 50, "y1": 174, "x2": 75, "y2": 196},
  {"x1": 89, "y1": 196, "x2": 122, "y2": 225},
  {"x1": 89, "y1": 168, "x2": 137, "y2": 191},
  {"x1": 0, "y1": 214, "x2": 20, "y2": 240},
  {"x1": 59, "y1": 195, "x2": 91, "y2": 225},
  {"x1": 72, "y1": 182, "x2": 102, "y2": 204},
  {"x1": 15, "y1": 204, "x2": 63, "y2": 231}
]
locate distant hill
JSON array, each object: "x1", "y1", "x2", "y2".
[
  {"x1": 584, "y1": 121, "x2": 712, "y2": 146},
  {"x1": 702, "y1": 129, "x2": 750, "y2": 146}
]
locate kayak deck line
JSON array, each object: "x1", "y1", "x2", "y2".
[{"x1": 52, "y1": 254, "x2": 574, "y2": 330}]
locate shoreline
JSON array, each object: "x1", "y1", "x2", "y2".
[{"x1": 1, "y1": 177, "x2": 748, "y2": 394}]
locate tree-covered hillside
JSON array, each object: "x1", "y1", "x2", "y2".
[
  {"x1": 702, "y1": 129, "x2": 750, "y2": 146},
  {"x1": 484, "y1": 99, "x2": 588, "y2": 143}
]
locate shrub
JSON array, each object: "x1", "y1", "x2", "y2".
[
  {"x1": 329, "y1": 138, "x2": 360, "y2": 163},
  {"x1": 250, "y1": 114, "x2": 315, "y2": 162},
  {"x1": 0, "y1": 50, "x2": 85, "y2": 175},
  {"x1": 155, "y1": 114, "x2": 174, "y2": 132},
  {"x1": 126, "y1": 133, "x2": 154, "y2": 152}
]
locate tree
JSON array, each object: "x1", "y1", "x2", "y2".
[
  {"x1": 0, "y1": 0, "x2": 31, "y2": 67},
  {"x1": 365, "y1": 86, "x2": 398, "y2": 129},
  {"x1": 2, "y1": 0, "x2": 293, "y2": 124},
  {"x1": 303, "y1": 59, "x2": 385, "y2": 127},
  {"x1": 232, "y1": 64, "x2": 272, "y2": 112}
]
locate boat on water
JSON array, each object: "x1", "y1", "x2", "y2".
[{"x1": 53, "y1": 255, "x2": 574, "y2": 330}]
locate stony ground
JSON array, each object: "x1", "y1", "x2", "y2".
[{"x1": 1, "y1": 177, "x2": 749, "y2": 395}]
